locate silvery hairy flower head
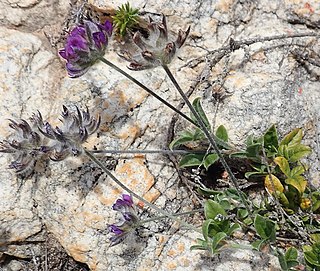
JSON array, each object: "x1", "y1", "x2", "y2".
[
  {"x1": 119, "y1": 15, "x2": 190, "y2": 70},
  {"x1": 0, "y1": 119, "x2": 48, "y2": 174},
  {"x1": 59, "y1": 20, "x2": 113, "y2": 78},
  {"x1": 32, "y1": 105, "x2": 100, "y2": 161},
  {"x1": 108, "y1": 194, "x2": 140, "y2": 246}
]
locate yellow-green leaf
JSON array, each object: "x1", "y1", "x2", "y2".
[
  {"x1": 274, "y1": 156, "x2": 290, "y2": 177},
  {"x1": 265, "y1": 174, "x2": 284, "y2": 193},
  {"x1": 287, "y1": 144, "x2": 311, "y2": 162},
  {"x1": 285, "y1": 176, "x2": 307, "y2": 194},
  {"x1": 280, "y1": 128, "x2": 302, "y2": 146}
]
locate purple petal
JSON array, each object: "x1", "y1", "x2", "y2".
[
  {"x1": 122, "y1": 194, "x2": 133, "y2": 205},
  {"x1": 109, "y1": 225, "x2": 123, "y2": 235},
  {"x1": 92, "y1": 32, "x2": 107, "y2": 49},
  {"x1": 101, "y1": 20, "x2": 113, "y2": 36}
]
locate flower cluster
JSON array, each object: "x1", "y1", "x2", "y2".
[
  {"x1": 0, "y1": 105, "x2": 100, "y2": 174},
  {"x1": 32, "y1": 105, "x2": 100, "y2": 161},
  {"x1": 59, "y1": 20, "x2": 113, "y2": 78},
  {"x1": 0, "y1": 119, "x2": 48, "y2": 174},
  {"x1": 119, "y1": 15, "x2": 190, "y2": 70},
  {"x1": 108, "y1": 194, "x2": 140, "y2": 246}
]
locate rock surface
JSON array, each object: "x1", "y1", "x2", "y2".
[{"x1": 0, "y1": 0, "x2": 320, "y2": 270}]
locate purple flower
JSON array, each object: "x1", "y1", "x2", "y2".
[
  {"x1": 118, "y1": 15, "x2": 190, "y2": 70},
  {"x1": 59, "y1": 20, "x2": 113, "y2": 78},
  {"x1": 108, "y1": 194, "x2": 140, "y2": 246}
]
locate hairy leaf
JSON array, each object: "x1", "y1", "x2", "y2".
[{"x1": 216, "y1": 125, "x2": 228, "y2": 142}]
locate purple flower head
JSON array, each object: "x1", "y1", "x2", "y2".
[
  {"x1": 112, "y1": 194, "x2": 134, "y2": 211},
  {"x1": 59, "y1": 20, "x2": 113, "y2": 78},
  {"x1": 108, "y1": 194, "x2": 140, "y2": 246},
  {"x1": 118, "y1": 15, "x2": 190, "y2": 70}
]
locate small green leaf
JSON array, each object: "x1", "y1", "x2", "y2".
[
  {"x1": 287, "y1": 144, "x2": 311, "y2": 163},
  {"x1": 252, "y1": 239, "x2": 266, "y2": 251},
  {"x1": 191, "y1": 98, "x2": 211, "y2": 130},
  {"x1": 169, "y1": 130, "x2": 195, "y2": 149},
  {"x1": 245, "y1": 171, "x2": 265, "y2": 179},
  {"x1": 286, "y1": 176, "x2": 307, "y2": 194},
  {"x1": 216, "y1": 125, "x2": 228, "y2": 142},
  {"x1": 277, "y1": 191, "x2": 290, "y2": 207},
  {"x1": 274, "y1": 157, "x2": 291, "y2": 177},
  {"x1": 202, "y1": 219, "x2": 212, "y2": 241},
  {"x1": 179, "y1": 154, "x2": 205, "y2": 168},
  {"x1": 204, "y1": 200, "x2": 226, "y2": 220},
  {"x1": 190, "y1": 238, "x2": 209, "y2": 251},
  {"x1": 226, "y1": 223, "x2": 241, "y2": 236},
  {"x1": 280, "y1": 128, "x2": 302, "y2": 146},
  {"x1": 278, "y1": 250, "x2": 288, "y2": 270},
  {"x1": 211, "y1": 232, "x2": 227, "y2": 252},
  {"x1": 246, "y1": 143, "x2": 262, "y2": 159},
  {"x1": 311, "y1": 234, "x2": 320, "y2": 243},
  {"x1": 254, "y1": 214, "x2": 276, "y2": 242},
  {"x1": 303, "y1": 243, "x2": 320, "y2": 267},
  {"x1": 203, "y1": 153, "x2": 219, "y2": 170},
  {"x1": 263, "y1": 124, "x2": 279, "y2": 152},
  {"x1": 285, "y1": 247, "x2": 298, "y2": 261},
  {"x1": 229, "y1": 151, "x2": 248, "y2": 159},
  {"x1": 290, "y1": 165, "x2": 305, "y2": 177},
  {"x1": 237, "y1": 208, "x2": 249, "y2": 219}
]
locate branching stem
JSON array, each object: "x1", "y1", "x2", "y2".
[{"x1": 162, "y1": 64, "x2": 251, "y2": 214}]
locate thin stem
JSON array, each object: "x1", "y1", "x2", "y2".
[
  {"x1": 138, "y1": 208, "x2": 203, "y2": 225},
  {"x1": 84, "y1": 148, "x2": 200, "y2": 232},
  {"x1": 99, "y1": 57, "x2": 198, "y2": 127},
  {"x1": 90, "y1": 149, "x2": 211, "y2": 155},
  {"x1": 162, "y1": 64, "x2": 251, "y2": 213}
]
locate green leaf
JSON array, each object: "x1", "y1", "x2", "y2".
[
  {"x1": 216, "y1": 125, "x2": 228, "y2": 142},
  {"x1": 311, "y1": 234, "x2": 320, "y2": 243},
  {"x1": 204, "y1": 200, "x2": 226, "y2": 220},
  {"x1": 237, "y1": 208, "x2": 249, "y2": 219},
  {"x1": 246, "y1": 143, "x2": 262, "y2": 159},
  {"x1": 245, "y1": 171, "x2": 265, "y2": 179},
  {"x1": 278, "y1": 250, "x2": 288, "y2": 270},
  {"x1": 197, "y1": 187, "x2": 221, "y2": 197},
  {"x1": 285, "y1": 247, "x2": 298, "y2": 262},
  {"x1": 169, "y1": 130, "x2": 195, "y2": 149},
  {"x1": 190, "y1": 238, "x2": 209, "y2": 251},
  {"x1": 211, "y1": 232, "x2": 227, "y2": 252},
  {"x1": 203, "y1": 153, "x2": 219, "y2": 170},
  {"x1": 263, "y1": 124, "x2": 279, "y2": 152},
  {"x1": 202, "y1": 219, "x2": 212, "y2": 241},
  {"x1": 229, "y1": 151, "x2": 248, "y2": 159},
  {"x1": 191, "y1": 97, "x2": 211, "y2": 130},
  {"x1": 285, "y1": 176, "x2": 307, "y2": 194},
  {"x1": 287, "y1": 144, "x2": 311, "y2": 163},
  {"x1": 280, "y1": 128, "x2": 302, "y2": 147},
  {"x1": 303, "y1": 243, "x2": 320, "y2": 267},
  {"x1": 179, "y1": 154, "x2": 205, "y2": 168},
  {"x1": 254, "y1": 214, "x2": 276, "y2": 242},
  {"x1": 226, "y1": 223, "x2": 241, "y2": 236},
  {"x1": 252, "y1": 239, "x2": 267, "y2": 251},
  {"x1": 274, "y1": 157, "x2": 291, "y2": 177},
  {"x1": 290, "y1": 165, "x2": 305, "y2": 177}
]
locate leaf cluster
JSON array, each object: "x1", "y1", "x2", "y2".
[{"x1": 112, "y1": 2, "x2": 140, "y2": 37}]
